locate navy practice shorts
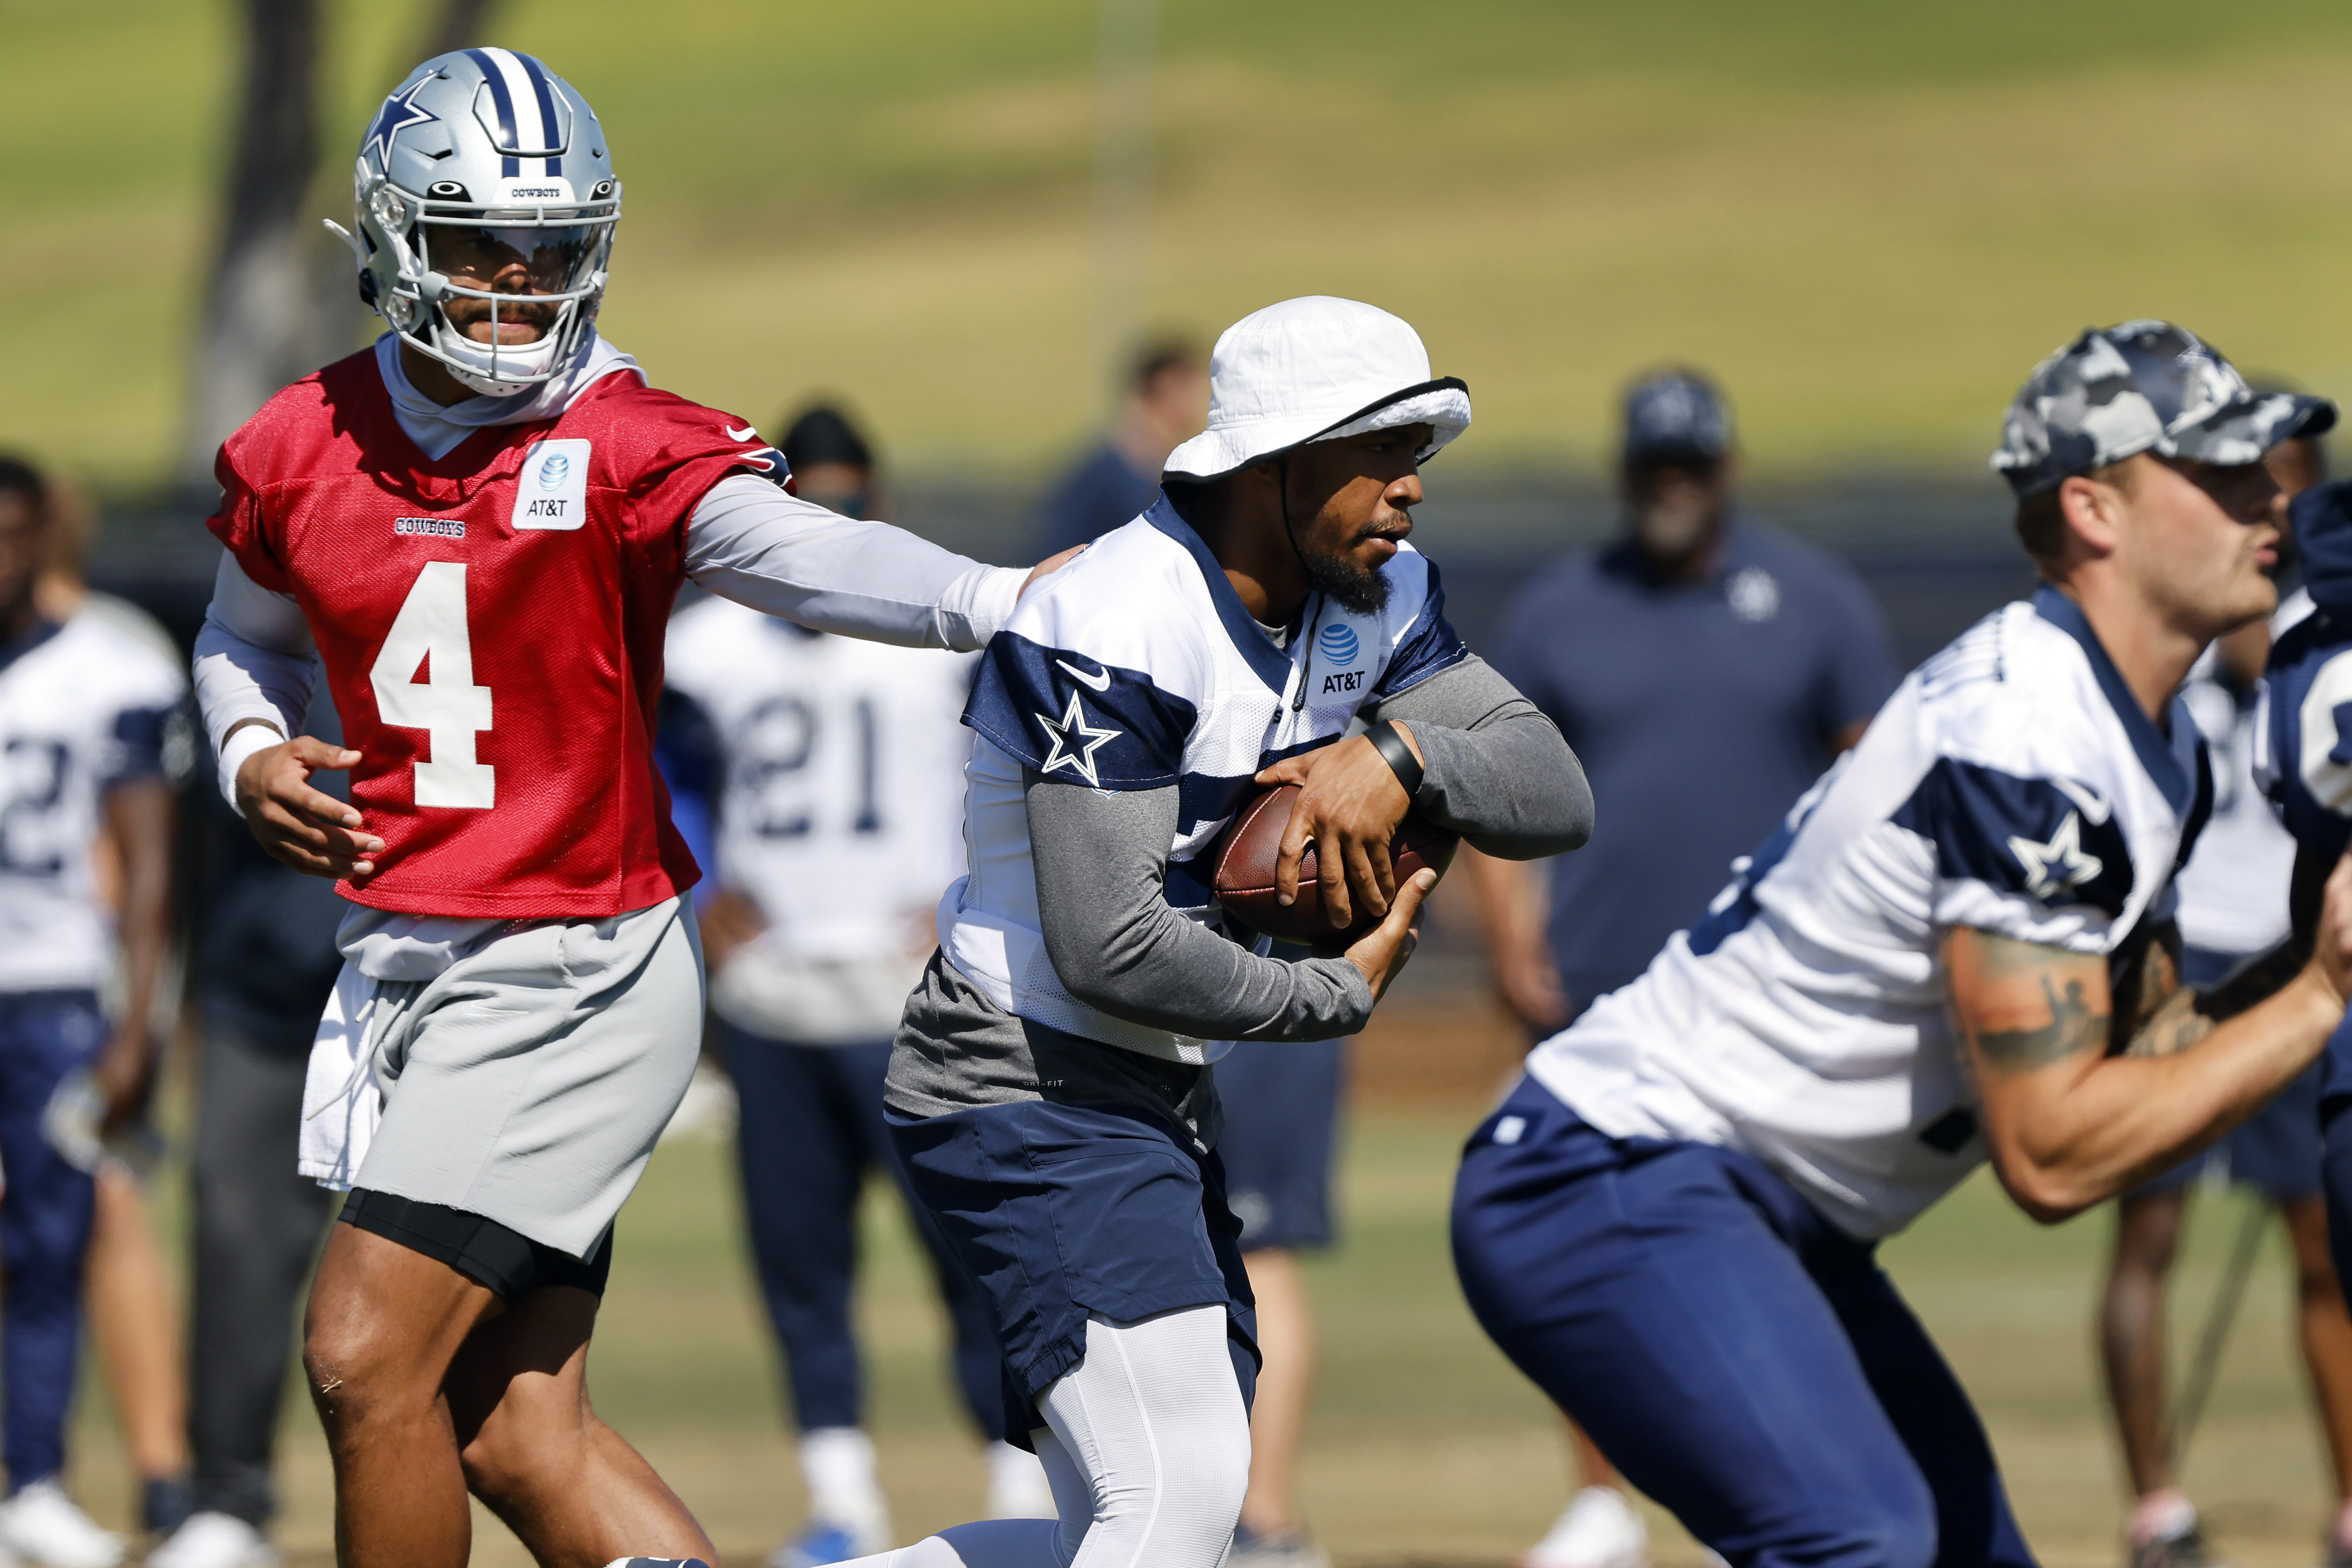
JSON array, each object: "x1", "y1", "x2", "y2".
[
  {"x1": 1452, "y1": 1074, "x2": 2036, "y2": 1568},
  {"x1": 1213, "y1": 1038, "x2": 1344, "y2": 1251},
  {"x1": 888, "y1": 1098, "x2": 1260, "y2": 1445}
]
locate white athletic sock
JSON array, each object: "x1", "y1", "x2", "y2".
[
  {"x1": 826, "y1": 1308, "x2": 1247, "y2": 1568},
  {"x1": 800, "y1": 1427, "x2": 888, "y2": 1537}
]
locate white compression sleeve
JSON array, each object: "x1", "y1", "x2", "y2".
[
  {"x1": 685, "y1": 473, "x2": 1024, "y2": 652},
  {"x1": 192, "y1": 552, "x2": 319, "y2": 807},
  {"x1": 833, "y1": 1307, "x2": 1248, "y2": 1568}
]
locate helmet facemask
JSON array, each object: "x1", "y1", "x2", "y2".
[{"x1": 358, "y1": 177, "x2": 620, "y2": 398}]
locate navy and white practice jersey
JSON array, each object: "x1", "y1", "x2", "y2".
[
  {"x1": 665, "y1": 600, "x2": 974, "y2": 1043},
  {"x1": 943, "y1": 495, "x2": 1466, "y2": 1063},
  {"x1": 2171, "y1": 590, "x2": 2308, "y2": 967},
  {"x1": 1528, "y1": 586, "x2": 2210, "y2": 1238},
  {"x1": 0, "y1": 606, "x2": 188, "y2": 994}
]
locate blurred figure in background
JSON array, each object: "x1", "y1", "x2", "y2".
[
  {"x1": 36, "y1": 479, "x2": 196, "y2": 1548},
  {"x1": 148, "y1": 697, "x2": 349, "y2": 1568},
  {"x1": 1219, "y1": 1035, "x2": 1345, "y2": 1568},
  {"x1": 664, "y1": 406, "x2": 1048, "y2": 1568},
  {"x1": 0, "y1": 458, "x2": 184, "y2": 1568},
  {"x1": 1033, "y1": 339, "x2": 1206, "y2": 556},
  {"x1": 1463, "y1": 371, "x2": 1897, "y2": 1568},
  {"x1": 2094, "y1": 417, "x2": 2352, "y2": 1568}
]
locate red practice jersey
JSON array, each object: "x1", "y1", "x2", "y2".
[{"x1": 209, "y1": 348, "x2": 779, "y2": 918}]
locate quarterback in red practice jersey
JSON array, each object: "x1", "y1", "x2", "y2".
[{"x1": 191, "y1": 49, "x2": 1050, "y2": 1568}]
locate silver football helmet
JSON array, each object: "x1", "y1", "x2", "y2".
[{"x1": 329, "y1": 48, "x2": 621, "y2": 397}]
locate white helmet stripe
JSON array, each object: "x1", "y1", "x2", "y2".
[{"x1": 477, "y1": 47, "x2": 553, "y2": 156}]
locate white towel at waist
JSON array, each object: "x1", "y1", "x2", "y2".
[{"x1": 298, "y1": 965, "x2": 386, "y2": 1191}]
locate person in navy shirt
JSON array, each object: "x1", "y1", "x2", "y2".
[
  {"x1": 1465, "y1": 369, "x2": 1897, "y2": 1568},
  {"x1": 1032, "y1": 341, "x2": 1207, "y2": 556},
  {"x1": 1472, "y1": 369, "x2": 1898, "y2": 1027}
]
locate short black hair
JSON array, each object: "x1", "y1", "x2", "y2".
[
  {"x1": 1129, "y1": 339, "x2": 1200, "y2": 397},
  {"x1": 777, "y1": 404, "x2": 875, "y2": 475},
  {"x1": 0, "y1": 455, "x2": 46, "y2": 513}
]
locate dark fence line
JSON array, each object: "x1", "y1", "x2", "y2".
[{"x1": 86, "y1": 473, "x2": 2038, "y2": 671}]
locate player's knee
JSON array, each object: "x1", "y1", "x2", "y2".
[
  {"x1": 1091, "y1": 1391, "x2": 1249, "y2": 1554},
  {"x1": 301, "y1": 1304, "x2": 434, "y2": 1430}
]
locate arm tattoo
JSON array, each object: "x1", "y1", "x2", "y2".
[
  {"x1": 2109, "y1": 923, "x2": 2212, "y2": 1059},
  {"x1": 1976, "y1": 971, "x2": 2103, "y2": 1070}
]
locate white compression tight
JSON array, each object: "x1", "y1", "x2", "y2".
[{"x1": 838, "y1": 1304, "x2": 1250, "y2": 1568}]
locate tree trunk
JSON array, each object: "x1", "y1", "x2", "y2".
[
  {"x1": 180, "y1": 0, "x2": 334, "y2": 483},
  {"x1": 180, "y1": 0, "x2": 505, "y2": 484},
  {"x1": 417, "y1": 0, "x2": 502, "y2": 62}
]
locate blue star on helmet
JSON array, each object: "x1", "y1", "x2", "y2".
[
  {"x1": 1036, "y1": 691, "x2": 1123, "y2": 788},
  {"x1": 365, "y1": 77, "x2": 440, "y2": 172},
  {"x1": 2007, "y1": 812, "x2": 2103, "y2": 900}
]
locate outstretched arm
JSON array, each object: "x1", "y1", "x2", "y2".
[
  {"x1": 1949, "y1": 868, "x2": 2352, "y2": 1222},
  {"x1": 686, "y1": 473, "x2": 1038, "y2": 651}
]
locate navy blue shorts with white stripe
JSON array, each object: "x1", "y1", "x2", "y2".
[{"x1": 1452, "y1": 1074, "x2": 2037, "y2": 1568}]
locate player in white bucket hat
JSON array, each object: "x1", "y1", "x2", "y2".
[
  {"x1": 829, "y1": 299, "x2": 1588, "y2": 1568},
  {"x1": 1163, "y1": 296, "x2": 1472, "y2": 483}
]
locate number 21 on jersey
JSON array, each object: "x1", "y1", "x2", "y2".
[{"x1": 371, "y1": 561, "x2": 494, "y2": 809}]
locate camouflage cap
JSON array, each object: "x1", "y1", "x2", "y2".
[{"x1": 1991, "y1": 320, "x2": 2335, "y2": 500}]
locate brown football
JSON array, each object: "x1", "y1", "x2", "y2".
[{"x1": 1212, "y1": 783, "x2": 1459, "y2": 951}]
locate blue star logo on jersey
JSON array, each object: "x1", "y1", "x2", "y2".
[
  {"x1": 1036, "y1": 691, "x2": 1123, "y2": 787},
  {"x1": 2007, "y1": 811, "x2": 2103, "y2": 900},
  {"x1": 365, "y1": 78, "x2": 440, "y2": 172}
]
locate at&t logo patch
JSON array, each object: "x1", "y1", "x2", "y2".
[{"x1": 512, "y1": 439, "x2": 590, "y2": 531}]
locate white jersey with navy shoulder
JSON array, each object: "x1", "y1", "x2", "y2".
[
  {"x1": 1528, "y1": 586, "x2": 2210, "y2": 1238},
  {"x1": 942, "y1": 494, "x2": 1467, "y2": 1063},
  {"x1": 0, "y1": 606, "x2": 189, "y2": 994},
  {"x1": 665, "y1": 599, "x2": 974, "y2": 1043},
  {"x1": 2171, "y1": 590, "x2": 2308, "y2": 964}
]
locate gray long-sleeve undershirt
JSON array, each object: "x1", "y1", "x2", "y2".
[{"x1": 1026, "y1": 655, "x2": 1591, "y2": 1044}]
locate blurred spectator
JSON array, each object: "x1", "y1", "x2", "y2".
[
  {"x1": 1462, "y1": 370, "x2": 1897, "y2": 1568},
  {"x1": 36, "y1": 489, "x2": 196, "y2": 1547},
  {"x1": 1218, "y1": 1037, "x2": 1345, "y2": 1568},
  {"x1": 0, "y1": 457, "x2": 184, "y2": 1568},
  {"x1": 2094, "y1": 419, "x2": 2352, "y2": 1568},
  {"x1": 1033, "y1": 339, "x2": 1206, "y2": 556},
  {"x1": 664, "y1": 406, "x2": 1047, "y2": 1568},
  {"x1": 148, "y1": 694, "x2": 347, "y2": 1568}
]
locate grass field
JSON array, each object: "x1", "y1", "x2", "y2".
[
  {"x1": 60, "y1": 1080, "x2": 2351, "y2": 1568},
  {"x1": 12, "y1": 2, "x2": 2352, "y2": 489}
]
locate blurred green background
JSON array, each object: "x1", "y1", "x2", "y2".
[{"x1": 12, "y1": 0, "x2": 2352, "y2": 491}]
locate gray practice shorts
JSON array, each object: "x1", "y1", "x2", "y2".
[{"x1": 353, "y1": 897, "x2": 705, "y2": 1259}]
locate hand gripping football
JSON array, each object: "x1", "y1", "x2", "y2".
[{"x1": 1211, "y1": 782, "x2": 1459, "y2": 950}]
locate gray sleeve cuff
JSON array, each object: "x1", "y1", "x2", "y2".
[{"x1": 1375, "y1": 655, "x2": 1594, "y2": 858}]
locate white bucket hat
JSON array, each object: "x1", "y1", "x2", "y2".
[{"x1": 1162, "y1": 296, "x2": 1472, "y2": 481}]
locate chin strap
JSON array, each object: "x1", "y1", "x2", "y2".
[{"x1": 1276, "y1": 456, "x2": 1329, "y2": 714}]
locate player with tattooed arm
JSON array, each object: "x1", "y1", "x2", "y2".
[{"x1": 1452, "y1": 322, "x2": 2352, "y2": 1568}]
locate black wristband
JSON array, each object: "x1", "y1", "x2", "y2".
[{"x1": 1368, "y1": 719, "x2": 1423, "y2": 800}]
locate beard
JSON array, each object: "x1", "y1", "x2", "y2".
[{"x1": 1301, "y1": 535, "x2": 1392, "y2": 615}]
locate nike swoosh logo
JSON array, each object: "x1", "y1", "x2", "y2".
[
  {"x1": 725, "y1": 424, "x2": 760, "y2": 442},
  {"x1": 1055, "y1": 658, "x2": 1112, "y2": 692}
]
